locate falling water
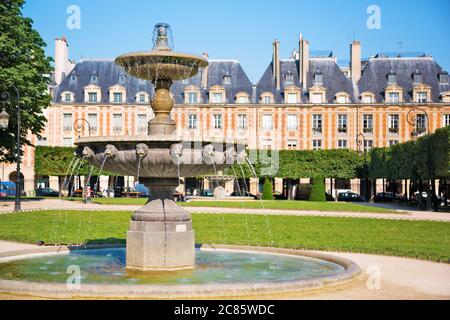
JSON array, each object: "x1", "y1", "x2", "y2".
[
  {"x1": 61, "y1": 157, "x2": 77, "y2": 197},
  {"x1": 230, "y1": 165, "x2": 251, "y2": 242},
  {"x1": 211, "y1": 162, "x2": 227, "y2": 243},
  {"x1": 70, "y1": 158, "x2": 85, "y2": 199},
  {"x1": 136, "y1": 157, "x2": 142, "y2": 185},
  {"x1": 64, "y1": 158, "x2": 80, "y2": 194},
  {"x1": 244, "y1": 158, "x2": 275, "y2": 247},
  {"x1": 93, "y1": 156, "x2": 109, "y2": 194}
]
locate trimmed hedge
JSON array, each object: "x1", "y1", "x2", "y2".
[{"x1": 262, "y1": 178, "x2": 274, "y2": 200}]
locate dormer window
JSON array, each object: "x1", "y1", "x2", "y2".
[
  {"x1": 91, "y1": 74, "x2": 98, "y2": 83},
  {"x1": 119, "y1": 75, "x2": 126, "y2": 83},
  {"x1": 413, "y1": 70, "x2": 422, "y2": 84},
  {"x1": 313, "y1": 71, "x2": 323, "y2": 84},
  {"x1": 439, "y1": 72, "x2": 449, "y2": 84},
  {"x1": 188, "y1": 92, "x2": 198, "y2": 104},
  {"x1": 70, "y1": 74, "x2": 77, "y2": 81},
  {"x1": 61, "y1": 91, "x2": 74, "y2": 103},
  {"x1": 285, "y1": 72, "x2": 294, "y2": 84},
  {"x1": 139, "y1": 93, "x2": 145, "y2": 103},
  {"x1": 209, "y1": 85, "x2": 226, "y2": 104},
  {"x1": 235, "y1": 92, "x2": 250, "y2": 104},
  {"x1": 113, "y1": 92, "x2": 123, "y2": 103},
  {"x1": 88, "y1": 92, "x2": 98, "y2": 103},
  {"x1": 223, "y1": 74, "x2": 231, "y2": 84},
  {"x1": 387, "y1": 71, "x2": 396, "y2": 84}
]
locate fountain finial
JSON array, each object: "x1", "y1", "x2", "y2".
[{"x1": 152, "y1": 23, "x2": 173, "y2": 51}]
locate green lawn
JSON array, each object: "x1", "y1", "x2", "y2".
[
  {"x1": 82, "y1": 198, "x2": 396, "y2": 213},
  {"x1": 0, "y1": 210, "x2": 447, "y2": 262}
]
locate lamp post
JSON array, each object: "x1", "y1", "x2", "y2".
[
  {"x1": 406, "y1": 107, "x2": 432, "y2": 210},
  {"x1": 0, "y1": 86, "x2": 22, "y2": 212},
  {"x1": 73, "y1": 118, "x2": 91, "y2": 138},
  {"x1": 356, "y1": 132, "x2": 369, "y2": 202}
]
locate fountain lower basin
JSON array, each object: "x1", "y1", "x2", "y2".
[{"x1": 0, "y1": 245, "x2": 361, "y2": 298}]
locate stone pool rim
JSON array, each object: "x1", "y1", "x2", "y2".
[{"x1": 0, "y1": 244, "x2": 361, "y2": 299}]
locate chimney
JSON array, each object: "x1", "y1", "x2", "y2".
[
  {"x1": 201, "y1": 51, "x2": 209, "y2": 89},
  {"x1": 350, "y1": 40, "x2": 362, "y2": 84},
  {"x1": 54, "y1": 37, "x2": 69, "y2": 85},
  {"x1": 272, "y1": 39, "x2": 281, "y2": 91},
  {"x1": 299, "y1": 36, "x2": 309, "y2": 90}
]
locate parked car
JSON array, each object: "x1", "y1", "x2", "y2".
[
  {"x1": 230, "y1": 190, "x2": 260, "y2": 200},
  {"x1": 35, "y1": 188, "x2": 59, "y2": 197},
  {"x1": 374, "y1": 192, "x2": 398, "y2": 202},
  {"x1": 201, "y1": 189, "x2": 214, "y2": 197},
  {"x1": 0, "y1": 182, "x2": 16, "y2": 197},
  {"x1": 337, "y1": 191, "x2": 364, "y2": 202}
]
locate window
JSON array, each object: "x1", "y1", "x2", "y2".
[
  {"x1": 237, "y1": 114, "x2": 247, "y2": 130},
  {"x1": 416, "y1": 114, "x2": 427, "y2": 133},
  {"x1": 88, "y1": 113, "x2": 98, "y2": 133},
  {"x1": 64, "y1": 93, "x2": 71, "y2": 102},
  {"x1": 312, "y1": 140, "x2": 322, "y2": 150},
  {"x1": 188, "y1": 114, "x2": 197, "y2": 129},
  {"x1": 88, "y1": 92, "x2": 98, "y2": 103},
  {"x1": 287, "y1": 93, "x2": 297, "y2": 104},
  {"x1": 417, "y1": 92, "x2": 427, "y2": 103},
  {"x1": 63, "y1": 137, "x2": 73, "y2": 147},
  {"x1": 237, "y1": 95, "x2": 248, "y2": 104},
  {"x1": 223, "y1": 75, "x2": 231, "y2": 84},
  {"x1": 439, "y1": 73, "x2": 449, "y2": 84},
  {"x1": 187, "y1": 92, "x2": 198, "y2": 104},
  {"x1": 112, "y1": 114, "x2": 122, "y2": 133},
  {"x1": 119, "y1": 75, "x2": 126, "y2": 83},
  {"x1": 263, "y1": 96, "x2": 272, "y2": 104},
  {"x1": 287, "y1": 115, "x2": 298, "y2": 131},
  {"x1": 262, "y1": 139, "x2": 272, "y2": 150},
  {"x1": 70, "y1": 75, "x2": 77, "y2": 81},
  {"x1": 213, "y1": 114, "x2": 222, "y2": 129},
  {"x1": 362, "y1": 95, "x2": 373, "y2": 103},
  {"x1": 137, "y1": 114, "x2": 147, "y2": 133},
  {"x1": 389, "y1": 140, "x2": 399, "y2": 147},
  {"x1": 91, "y1": 75, "x2": 98, "y2": 83},
  {"x1": 388, "y1": 92, "x2": 399, "y2": 103},
  {"x1": 139, "y1": 94, "x2": 146, "y2": 103},
  {"x1": 337, "y1": 114, "x2": 347, "y2": 133},
  {"x1": 413, "y1": 73, "x2": 422, "y2": 84},
  {"x1": 285, "y1": 73, "x2": 294, "y2": 84},
  {"x1": 313, "y1": 72, "x2": 323, "y2": 84},
  {"x1": 444, "y1": 114, "x2": 450, "y2": 127},
  {"x1": 211, "y1": 93, "x2": 223, "y2": 103},
  {"x1": 63, "y1": 113, "x2": 72, "y2": 132},
  {"x1": 312, "y1": 114, "x2": 322, "y2": 134},
  {"x1": 387, "y1": 73, "x2": 396, "y2": 84},
  {"x1": 36, "y1": 137, "x2": 48, "y2": 146},
  {"x1": 363, "y1": 140, "x2": 373, "y2": 152},
  {"x1": 336, "y1": 95, "x2": 347, "y2": 104},
  {"x1": 388, "y1": 114, "x2": 399, "y2": 134},
  {"x1": 113, "y1": 92, "x2": 123, "y2": 103},
  {"x1": 262, "y1": 115, "x2": 273, "y2": 130},
  {"x1": 287, "y1": 140, "x2": 297, "y2": 149},
  {"x1": 363, "y1": 114, "x2": 373, "y2": 133},
  {"x1": 311, "y1": 93, "x2": 322, "y2": 104},
  {"x1": 338, "y1": 140, "x2": 347, "y2": 149}
]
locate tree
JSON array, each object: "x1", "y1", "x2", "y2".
[
  {"x1": 0, "y1": 0, "x2": 52, "y2": 163},
  {"x1": 309, "y1": 177, "x2": 326, "y2": 202},
  {"x1": 262, "y1": 178, "x2": 274, "y2": 200}
]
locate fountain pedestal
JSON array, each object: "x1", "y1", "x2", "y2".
[{"x1": 126, "y1": 178, "x2": 195, "y2": 271}]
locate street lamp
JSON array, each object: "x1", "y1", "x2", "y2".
[
  {"x1": 356, "y1": 132, "x2": 369, "y2": 202},
  {"x1": 73, "y1": 118, "x2": 91, "y2": 138},
  {"x1": 0, "y1": 86, "x2": 22, "y2": 212},
  {"x1": 406, "y1": 107, "x2": 432, "y2": 210}
]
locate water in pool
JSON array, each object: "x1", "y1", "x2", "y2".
[{"x1": 0, "y1": 248, "x2": 344, "y2": 285}]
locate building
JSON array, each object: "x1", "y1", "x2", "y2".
[{"x1": 3, "y1": 36, "x2": 450, "y2": 197}]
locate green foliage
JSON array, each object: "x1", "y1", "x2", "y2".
[
  {"x1": 262, "y1": 178, "x2": 274, "y2": 200},
  {"x1": 0, "y1": 0, "x2": 53, "y2": 162},
  {"x1": 309, "y1": 177, "x2": 326, "y2": 202},
  {"x1": 227, "y1": 149, "x2": 364, "y2": 179},
  {"x1": 369, "y1": 127, "x2": 450, "y2": 180}
]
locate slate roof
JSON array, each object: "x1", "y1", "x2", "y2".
[
  {"x1": 55, "y1": 59, "x2": 253, "y2": 105},
  {"x1": 358, "y1": 57, "x2": 449, "y2": 103}
]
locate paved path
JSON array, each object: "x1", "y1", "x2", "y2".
[
  {"x1": 1, "y1": 199, "x2": 450, "y2": 221},
  {"x1": 0, "y1": 240, "x2": 448, "y2": 300}
]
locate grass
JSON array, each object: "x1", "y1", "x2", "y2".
[
  {"x1": 0, "y1": 210, "x2": 447, "y2": 262},
  {"x1": 78, "y1": 198, "x2": 396, "y2": 213}
]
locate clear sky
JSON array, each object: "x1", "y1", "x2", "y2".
[{"x1": 23, "y1": 0, "x2": 450, "y2": 83}]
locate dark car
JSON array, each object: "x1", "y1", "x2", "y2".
[
  {"x1": 374, "y1": 192, "x2": 397, "y2": 202},
  {"x1": 36, "y1": 188, "x2": 59, "y2": 197},
  {"x1": 201, "y1": 189, "x2": 214, "y2": 197},
  {"x1": 337, "y1": 191, "x2": 363, "y2": 202}
]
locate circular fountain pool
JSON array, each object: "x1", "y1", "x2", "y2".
[{"x1": 0, "y1": 246, "x2": 360, "y2": 298}]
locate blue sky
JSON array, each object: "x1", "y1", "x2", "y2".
[{"x1": 23, "y1": 0, "x2": 450, "y2": 83}]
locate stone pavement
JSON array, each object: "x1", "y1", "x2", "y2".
[{"x1": 1, "y1": 199, "x2": 450, "y2": 222}]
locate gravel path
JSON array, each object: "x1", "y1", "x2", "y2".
[{"x1": 1, "y1": 199, "x2": 450, "y2": 222}]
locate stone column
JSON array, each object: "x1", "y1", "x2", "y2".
[
  {"x1": 49, "y1": 176, "x2": 60, "y2": 191},
  {"x1": 274, "y1": 178, "x2": 283, "y2": 193},
  {"x1": 249, "y1": 177, "x2": 259, "y2": 195}
]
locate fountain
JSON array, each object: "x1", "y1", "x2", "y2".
[{"x1": 75, "y1": 23, "x2": 245, "y2": 271}]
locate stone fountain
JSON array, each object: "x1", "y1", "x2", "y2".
[{"x1": 75, "y1": 23, "x2": 245, "y2": 271}]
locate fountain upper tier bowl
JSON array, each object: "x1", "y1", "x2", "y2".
[
  {"x1": 115, "y1": 51, "x2": 208, "y2": 81},
  {"x1": 75, "y1": 136, "x2": 246, "y2": 179}
]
